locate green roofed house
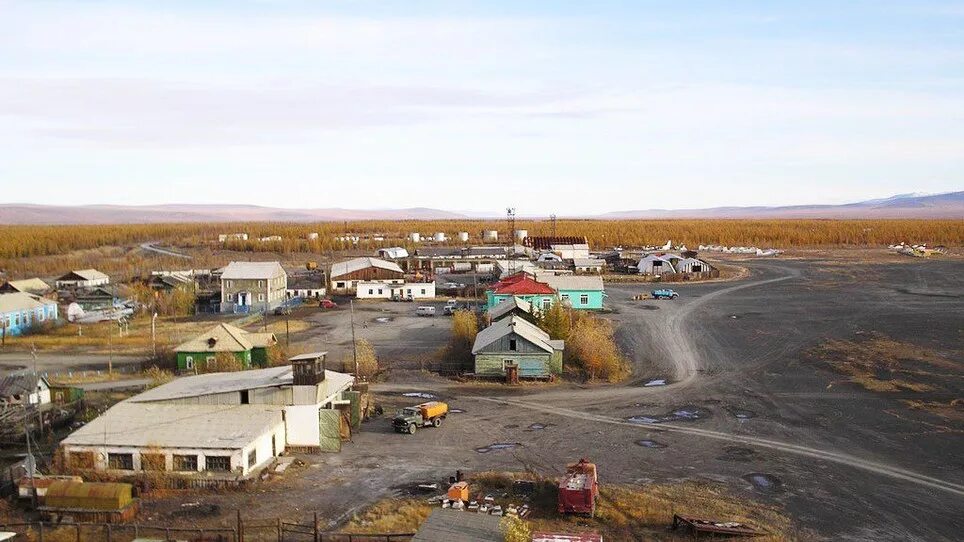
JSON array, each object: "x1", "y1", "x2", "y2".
[
  {"x1": 471, "y1": 315, "x2": 563, "y2": 379},
  {"x1": 175, "y1": 323, "x2": 277, "y2": 372}
]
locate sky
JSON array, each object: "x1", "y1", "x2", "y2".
[{"x1": 1, "y1": 0, "x2": 962, "y2": 215}]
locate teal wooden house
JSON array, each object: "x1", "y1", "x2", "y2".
[
  {"x1": 174, "y1": 323, "x2": 277, "y2": 372},
  {"x1": 485, "y1": 273, "x2": 606, "y2": 312},
  {"x1": 471, "y1": 315, "x2": 564, "y2": 378}
]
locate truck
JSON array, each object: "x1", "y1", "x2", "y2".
[
  {"x1": 558, "y1": 458, "x2": 599, "y2": 517},
  {"x1": 392, "y1": 401, "x2": 449, "y2": 434},
  {"x1": 651, "y1": 288, "x2": 679, "y2": 300}
]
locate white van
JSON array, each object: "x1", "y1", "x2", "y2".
[{"x1": 416, "y1": 306, "x2": 436, "y2": 317}]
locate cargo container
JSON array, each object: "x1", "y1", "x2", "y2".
[
  {"x1": 40, "y1": 481, "x2": 139, "y2": 523},
  {"x1": 558, "y1": 458, "x2": 598, "y2": 517}
]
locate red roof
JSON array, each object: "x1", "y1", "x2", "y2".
[{"x1": 492, "y1": 276, "x2": 555, "y2": 295}]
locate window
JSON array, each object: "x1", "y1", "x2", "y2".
[
  {"x1": 141, "y1": 453, "x2": 166, "y2": 471},
  {"x1": 259, "y1": 280, "x2": 265, "y2": 288},
  {"x1": 561, "y1": 294, "x2": 570, "y2": 301},
  {"x1": 226, "y1": 280, "x2": 233, "y2": 288},
  {"x1": 173, "y1": 454, "x2": 198, "y2": 471},
  {"x1": 240, "y1": 390, "x2": 249, "y2": 404},
  {"x1": 247, "y1": 450, "x2": 257, "y2": 468},
  {"x1": 378, "y1": 289, "x2": 383, "y2": 295},
  {"x1": 205, "y1": 456, "x2": 231, "y2": 472},
  {"x1": 692, "y1": 264, "x2": 703, "y2": 272},
  {"x1": 206, "y1": 356, "x2": 215, "y2": 366},
  {"x1": 336, "y1": 282, "x2": 345, "y2": 288},
  {"x1": 368, "y1": 289, "x2": 374, "y2": 295},
  {"x1": 227, "y1": 293, "x2": 233, "y2": 301},
  {"x1": 580, "y1": 294, "x2": 589, "y2": 305},
  {"x1": 185, "y1": 356, "x2": 194, "y2": 370},
  {"x1": 258, "y1": 293, "x2": 264, "y2": 302},
  {"x1": 509, "y1": 339, "x2": 517, "y2": 351},
  {"x1": 542, "y1": 299, "x2": 551, "y2": 310},
  {"x1": 108, "y1": 453, "x2": 134, "y2": 470},
  {"x1": 421, "y1": 289, "x2": 426, "y2": 295}
]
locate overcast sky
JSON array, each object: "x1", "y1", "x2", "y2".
[{"x1": 1, "y1": 1, "x2": 962, "y2": 215}]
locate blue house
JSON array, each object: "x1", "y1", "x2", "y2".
[{"x1": 0, "y1": 293, "x2": 59, "y2": 336}]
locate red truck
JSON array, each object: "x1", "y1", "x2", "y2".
[{"x1": 558, "y1": 458, "x2": 599, "y2": 517}]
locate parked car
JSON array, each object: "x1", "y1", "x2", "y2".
[
  {"x1": 319, "y1": 299, "x2": 338, "y2": 308},
  {"x1": 416, "y1": 306, "x2": 437, "y2": 317},
  {"x1": 273, "y1": 306, "x2": 291, "y2": 315},
  {"x1": 443, "y1": 305, "x2": 457, "y2": 315},
  {"x1": 651, "y1": 288, "x2": 679, "y2": 300}
]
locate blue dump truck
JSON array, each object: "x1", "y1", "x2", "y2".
[{"x1": 651, "y1": 288, "x2": 679, "y2": 300}]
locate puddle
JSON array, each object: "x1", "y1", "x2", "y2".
[
  {"x1": 401, "y1": 392, "x2": 437, "y2": 399},
  {"x1": 639, "y1": 306, "x2": 660, "y2": 311},
  {"x1": 727, "y1": 408, "x2": 756, "y2": 420},
  {"x1": 635, "y1": 439, "x2": 667, "y2": 449},
  {"x1": 743, "y1": 473, "x2": 782, "y2": 492},
  {"x1": 525, "y1": 423, "x2": 553, "y2": 431},
  {"x1": 475, "y1": 442, "x2": 523, "y2": 454},
  {"x1": 449, "y1": 408, "x2": 465, "y2": 414},
  {"x1": 393, "y1": 481, "x2": 444, "y2": 495},
  {"x1": 503, "y1": 424, "x2": 520, "y2": 429},
  {"x1": 717, "y1": 447, "x2": 757, "y2": 462},
  {"x1": 626, "y1": 405, "x2": 710, "y2": 425},
  {"x1": 373, "y1": 317, "x2": 393, "y2": 324},
  {"x1": 644, "y1": 379, "x2": 666, "y2": 387}
]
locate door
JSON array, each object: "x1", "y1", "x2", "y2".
[{"x1": 318, "y1": 409, "x2": 342, "y2": 452}]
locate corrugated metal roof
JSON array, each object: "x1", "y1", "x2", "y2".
[
  {"x1": 412, "y1": 509, "x2": 503, "y2": 542},
  {"x1": 0, "y1": 292, "x2": 53, "y2": 313},
  {"x1": 44, "y1": 481, "x2": 133, "y2": 511},
  {"x1": 174, "y1": 323, "x2": 257, "y2": 353},
  {"x1": 220, "y1": 261, "x2": 286, "y2": 280},
  {"x1": 62, "y1": 402, "x2": 283, "y2": 449},
  {"x1": 572, "y1": 258, "x2": 604, "y2": 268},
  {"x1": 0, "y1": 372, "x2": 48, "y2": 397},
  {"x1": 488, "y1": 297, "x2": 532, "y2": 320},
  {"x1": 472, "y1": 315, "x2": 560, "y2": 354},
  {"x1": 539, "y1": 274, "x2": 605, "y2": 292},
  {"x1": 330, "y1": 257, "x2": 403, "y2": 278},
  {"x1": 131, "y1": 365, "x2": 293, "y2": 402},
  {"x1": 58, "y1": 269, "x2": 109, "y2": 281},
  {"x1": 2, "y1": 278, "x2": 51, "y2": 294}
]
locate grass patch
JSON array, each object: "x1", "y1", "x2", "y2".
[
  {"x1": 807, "y1": 333, "x2": 963, "y2": 395},
  {"x1": 342, "y1": 472, "x2": 809, "y2": 541}
]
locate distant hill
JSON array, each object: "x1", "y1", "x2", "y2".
[
  {"x1": 0, "y1": 192, "x2": 960, "y2": 224},
  {"x1": 0, "y1": 204, "x2": 468, "y2": 225},
  {"x1": 598, "y1": 192, "x2": 964, "y2": 219}
]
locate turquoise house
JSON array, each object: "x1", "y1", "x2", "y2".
[
  {"x1": 0, "y1": 293, "x2": 59, "y2": 336},
  {"x1": 485, "y1": 273, "x2": 606, "y2": 312},
  {"x1": 542, "y1": 275, "x2": 607, "y2": 310}
]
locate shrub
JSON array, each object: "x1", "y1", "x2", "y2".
[
  {"x1": 565, "y1": 313, "x2": 629, "y2": 382},
  {"x1": 440, "y1": 310, "x2": 480, "y2": 372}
]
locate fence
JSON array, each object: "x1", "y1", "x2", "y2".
[{"x1": 0, "y1": 511, "x2": 415, "y2": 542}]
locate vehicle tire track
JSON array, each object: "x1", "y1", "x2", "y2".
[{"x1": 475, "y1": 396, "x2": 964, "y2": 498}]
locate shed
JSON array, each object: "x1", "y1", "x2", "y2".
[{"x1": 472, "y1": 315, "x2": 563, "y2": 378}]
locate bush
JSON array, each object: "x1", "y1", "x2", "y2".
[
  {"x1": 537, "y1": 301, "x2": 571, "y2": 340},
  {"x1": 565, "y1": 313, "x2": 629, "y2": 382},
  {"x1": 197, "y1": 351, "x2": 244, "y2": 373},
  {"x1": 440, "y1": 310, "x2": 480, "y2": 373},
  {"x1": 343, "y1": 339, "x2": 378, "y2": 378}
]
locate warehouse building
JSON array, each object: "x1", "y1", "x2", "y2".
[
  {"x1": 355, "y1": 281, "x2": 436, "y2": 300},
  {"x1": 329, "y1": 257, "x2": 404, "y2": 294},
  {"x1": 59, "y1": 357, "x2": 356, "y2": 480}
]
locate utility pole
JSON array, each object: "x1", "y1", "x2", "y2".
[
  {"x1": 506, "y1": 207, "x2": 516, "y2": 275},
  {"x1": 107, "y1": 319, "x2": 113, "y2": 375},
  {"x1": 285, "y1": 311, "x2": 290, "y2": 348},
  {"x1": 151, "y1": 312, "x2": 157, "y2": 360},
  {"x1": 349, "y1": 300, "x2": 358, "y2": 376}
]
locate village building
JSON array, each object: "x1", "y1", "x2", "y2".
[
  {"x1": 0, "y1": 372, "x2": 51, "y2": 406},
  {"x1": 376, "y1": 247, "x2": 409, "y2": 259},
  {"x1": 355, "y1": 281, "x2": 436, "y2": 300},
  {"x1": 485, "y1": 273, "x2": 557, "y2": 312},
  {"x1": 329, "y1": 257, "x2": 404, "y2": 294},
  {"x1": 0, "y1": 278, "x2": 54, "y2": 297},
  {"x1": 472, "y1": 315, "x2": 564, "y2": 378},
  {"x1": 55, "y1": 269, "x2": 109, "y2": 290},
  {"x1": 285, "y1": 273, "x2": 327, "y2": 301},
  {"x1": 552, "y1": 243, "x2": 591, "y2": 260},
  {"x1": 219, "y1": 261, "x2": 288, "y2": 313},
  {"x1": 573, "y1": 258, "x2": 605, "y2": 274},
  {"x1": 539, "y1": 275, "x2": 606, "y2": 310},
  {"x1": 73, "y1": 286, "x2": 119, "y2": 310},
  {"x1": 218, "y1": 233, "x2": 248, "y2": 242},
  {"x1": 59, "y1": 359, "x2": 356, "y2": 479},
  {"x1": 636, "y1": 254, "x2": 677, "y2": 275},
  {"x1": 487, "y1": 296, "x2": 534, "y2": 323},
  {"x1": 0, "y1": 293, "x2": 59, "y2": 336},
  {"x1": 174, "y1": 323, "x2": 277, "y2": 372}
]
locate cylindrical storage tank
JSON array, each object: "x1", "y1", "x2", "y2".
[
  {"x1": 307, "y1": 232, "x2": 319, "y2": 240},
  {"x1": 409, "y1": 232, "x2": 421, "y2": 242},
  {"x1": 514, "y1": 229, "x2": 528, "y2": 242},
  {"x1": 484, "y1": 230, "x2": 499, "y2": 242},
  {"x1": 434, "y1": 232, "x2": 447, "y2": 242},
  {"x1": 458, "y1": 232, "x2": 470, "y2": 242},
  {"x1": 453, "y1": 262, "x2": 471, "y2": 272},
  {"x1": 45, "y1": 481, "x2": 133, "y2": 511},
  {"x1": 475, "y1": 263, "x2": 494, "y2": 273}
]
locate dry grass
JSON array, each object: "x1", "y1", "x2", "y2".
[
  {"x1": 259, "y1": 319, "x2": 311, "y2": 334},
  {"x1": 342, "y1": 472, "x2": 809, "y2": 541}
]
